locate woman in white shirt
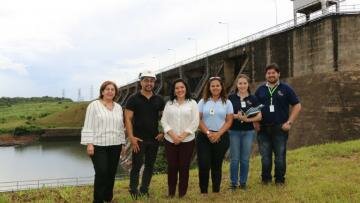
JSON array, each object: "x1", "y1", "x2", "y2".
[
  {"x1": 161, "y1": 78, "x2": 199, "y2": 198},
  {"x1": 81, "y1": 81, "x2": 126, "y2": 203}
]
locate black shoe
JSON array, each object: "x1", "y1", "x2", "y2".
[
  {"x1": 229, "y1": 185, "x2": 237, "y2": 191},
  {"x1": 275, "y1": 180, "x2": 285, "y2": 186},
  {"x1": 129, "y1": 190, "x2": 139, "y2": 200},
  {"x1": 239, "y1": 184, "x2": 247, "y2": 190},
  {"x1": 261, "y1": 180, "x2": 271, "y2": 185},
  {"x1": 139, "y1": 191, "x2": 150, "y2": 198}
]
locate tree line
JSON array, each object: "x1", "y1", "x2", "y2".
[{"x1": 0, "y1": 96, "x2": 73, "y2": 106}]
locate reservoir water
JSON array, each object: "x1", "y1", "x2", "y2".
[{"x1": 0, "y1": 140, "x2": 127, "y2": 190}]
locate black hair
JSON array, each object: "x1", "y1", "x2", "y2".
[
  {"x1": 169, "y1": 78, "x2": 192, "y2": 102},
  {"x1": 265, "y1": 63, "x2": 280, "y2": 73}
]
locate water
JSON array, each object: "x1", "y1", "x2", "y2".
[{"x1": 0, "y1": 141, "x2": 127, "y2": 184}]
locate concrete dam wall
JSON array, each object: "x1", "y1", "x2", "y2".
[{"x1": 118, "y1": 12, "x2": 360, "y2": 148}]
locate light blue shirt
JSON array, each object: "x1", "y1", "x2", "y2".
[{"x1": 198, "y1": 98, "x2": 233, "y2": 131}]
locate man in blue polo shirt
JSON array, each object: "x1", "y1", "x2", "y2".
[{"x1": 255, "y1": 63, "x2": 301, "y2": 185}]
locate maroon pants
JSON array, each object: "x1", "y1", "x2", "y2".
[{"x1": 165, "y1": 139, "x2": 195, "y2": 197}]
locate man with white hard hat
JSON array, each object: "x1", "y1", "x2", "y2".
[{"x1": 125, "y1": 70, "x2": 165, "y2": 199}]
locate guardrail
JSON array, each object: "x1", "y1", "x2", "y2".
[
  {"x1": 0, "y1": 175, "x2": 126, "y2": 193},
  {"x1": 122, "y1": 4, "x2": 360, "y2": 86}
]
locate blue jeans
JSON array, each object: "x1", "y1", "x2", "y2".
[
  {"x1": 257, "y1": 125, "x2": 288, "y2": 183},
  {"x1": 229, "y1": 130, "x2": 255, "y2": 186}
]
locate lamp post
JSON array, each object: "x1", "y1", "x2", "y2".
[
  {"x1": 152, "y1": 57, "x2": 160, "y2": 69},
  {"x1": 218, "y1": 21, "x2": 229, "y2": 44},
  {"x1": 187, "y1": 37, "x2": 198, "y2": 59},
  {"x1": 273, "y1": 0, "x2": 278, "y2": 25},
  {"x1": 167, "y1": 48, "x2": 176, "y2": 64}
]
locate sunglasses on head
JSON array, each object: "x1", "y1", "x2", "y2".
[{"x1": 209, "y1": 76, "x2": 221, "y2": 81}]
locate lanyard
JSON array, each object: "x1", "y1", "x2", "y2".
[{"x1": 267, "y1": 85, "x2": 278, "y2": 105}]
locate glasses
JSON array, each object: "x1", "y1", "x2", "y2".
[
  {"x1": 209, "y1": 76, "x2": 221, "y2": 81},
  {"x1": 142, "y1": 79, "x2": 156, "y2": 83}
]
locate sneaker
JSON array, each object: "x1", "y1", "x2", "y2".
[
  {"x1": 229, "y1": 185, "x2": 237, "y2": 191},
  {"x1": 139, "y1": 191, "x2": 150, "y2": 198},
  {"x1": 167, "y1": 194, "x2": 175, "y2": 199},
  {"x1": 239, "y1": 184, "x2": 247, "y2": 190},
  {"x1": 129, "y1": 190, "x2": 139, "y2": 200},
  {"x1": 261, "y1": 180, "x2": 271, "y2": 185},
  {"x1": 275, "y1": 180, "x2": 285, "y2": 186}
]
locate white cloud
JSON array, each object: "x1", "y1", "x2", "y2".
[
  {"x1": 0, "y1": 74, "x2": 39, "y2": 97},
  {"x1": 0, "y1": 54, "x2": 28, "y2": 75},
  {"x1": 0, "y1": 0, "x2": 358, "y2": 100}
]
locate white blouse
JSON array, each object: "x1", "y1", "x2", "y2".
[
  {"x1": 161, "y1": 99, "x2": 199, "y2": 143},
  {"x1": 81, "y1": 100, "x2": 126, "y2": 146}
]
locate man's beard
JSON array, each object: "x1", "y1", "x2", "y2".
[
  {"x1": 267, "y1": 78, "x2": 278, "y2": 84},
  {"x1": 143, "y1": 86, "x2": 153, "y2": 92}
]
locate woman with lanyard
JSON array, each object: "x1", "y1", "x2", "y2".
[
  {"x1": 197, "y1": 76, "x2": 233, "y2": 194},
  {"x1": 81, "y1": 81, "x2": 126, "y2": 203},
  {"x1": 228, "y1": 74, "x2": 262, "y2": 190}
]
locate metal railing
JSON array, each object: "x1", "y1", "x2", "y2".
[
  {"x1": 0, "y1": 175, "x2": 127, "y2": 193},
  {"x1": 121, "y1": 4, "x2": 360, "y2": 87}
]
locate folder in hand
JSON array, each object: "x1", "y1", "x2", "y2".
[{"x1": 240, "y1": 104, "x2": 264, "y2": 117}]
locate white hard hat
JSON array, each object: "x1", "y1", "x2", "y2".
[{"x1": 139, "y1": 70, "x2": 156, "y2": 80}]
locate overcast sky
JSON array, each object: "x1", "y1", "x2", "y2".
[{"x1": 0, "y1": 0, "x2": 357, "y2": 100}]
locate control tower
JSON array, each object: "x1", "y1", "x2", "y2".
[{"x1": 291, "y1": 0, "x2": 340, "y2": 24}]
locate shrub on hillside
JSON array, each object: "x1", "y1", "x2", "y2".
[
  {"x1": 38, "y1": 112, "x2": 50, "y2": 118},
  {"x1": 0, "y1": 128, "x2": 10, "y2": 134},
  {"x1": 154, "y1": 145, "x2": 167, "y2": 173},
  {"x1": 13, "y1": 125, "x2": 44, "y2": 136}
]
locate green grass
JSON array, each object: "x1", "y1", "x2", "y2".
[
  {"x1": 0, "y1": 101, "x2": 88, "y2": 133},
  {"x1": 34, "y1": 102, "x2": 88, "y2": 128},
  {"x1": 1, "y1": 139, "x2": 360, "y2": 202}
]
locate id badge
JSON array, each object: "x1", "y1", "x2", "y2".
[
  {"x1": 210, "y1": 108, "x2": 215, "y2": 116},
  {"x1": 241, "y1": 101, "x2": 246, "y2": 108},
  {"x1": 269, "y1": 105, "x2": 275, "y2": 112}
]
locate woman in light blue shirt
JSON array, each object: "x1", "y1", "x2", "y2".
[{"x1": 197, "y1": 76, "x2": 233, "y2": 194}]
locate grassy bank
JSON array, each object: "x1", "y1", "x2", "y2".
[
  {"x1": 1, "y1": 139, "x2": 359, "y2": 202},
  {"x1": 0, "y1": 101, "x2": 87, "y2": 134}
]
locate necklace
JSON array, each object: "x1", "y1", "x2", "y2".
[{"x1": 101, "y1": 100, "x2": 114, "y2": 111}]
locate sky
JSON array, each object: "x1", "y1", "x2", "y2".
[{"x1": 0, "y1": 0, "x2": 358, "y2": 100}]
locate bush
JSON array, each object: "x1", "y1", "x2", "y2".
[
  {"x1": 0, "y1": 128, "x2": 10, "y2": 134},
  {"x1": 13, "y1": 125, "x2": 44, "y2": 136},
  {"x1": 153, "y1": 144, "x2": 167, "y2": 173},
  {"x1": 38, "y1": 112, "x2": 50, "y2": 118}
]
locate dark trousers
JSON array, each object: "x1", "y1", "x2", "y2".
[
  {"x1": 129, "y1": 140, "x2": 159, "y2": 193},
  {"x1": 196, "y1": 132, "x2": 229, "y2": 193},
  {"x1": 165, "y1": 139, "x2": 195, "y2": 197},
  {"x1": 257, "y1": 125, "x2": 288, "y2": 183},
  {"x1": 91, "y1": 145, "x2": 122, "y2": 203}
]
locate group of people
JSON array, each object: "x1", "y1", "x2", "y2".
[{"x1": 80, "y1": 63, "x2": 301, "y2": 203}]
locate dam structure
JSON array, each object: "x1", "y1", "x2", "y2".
[{"x1": 118, "y1": 4, "x2": 360, "y2": 148}]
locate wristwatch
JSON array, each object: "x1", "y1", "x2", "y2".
[{"x1": 287, "y1": 121, "x2": 292, "y2": 125}]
